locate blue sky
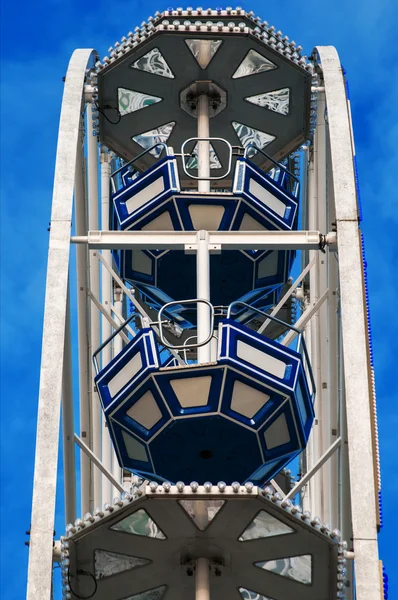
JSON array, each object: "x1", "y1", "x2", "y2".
[{"x1": 1, "y1": 1, "x2": 397, "y2": 598}]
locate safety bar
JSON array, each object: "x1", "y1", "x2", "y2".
[
  {"x1": 110, "y1": 143, "x2": 171, "y2": 193},
  {"x1": 227, "y1": 301, "x2": 302, "y2": 334},
  {"x1": 296, "y1": 334, "x2": 316, "y2": 402},
  {"x1": 158, "y1": 299, "x2": 214, "y2": 350},
  {"x1": 92, "y1": 312, "x2": 143, "y2": 375},
  {"x1": 244, "y1": 143, "x2": 300, "y2": 185},
  {"x1": 182, "y1": 335, "x2": 199, "y2": 363},
  {"x1": 181, "y1": 137, "x2": 233, "y2": 181}
]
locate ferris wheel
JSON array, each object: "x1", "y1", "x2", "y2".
[{"x1": 26, "y1": 7, "x2": 382, "y2": 600}]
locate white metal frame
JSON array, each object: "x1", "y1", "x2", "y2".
[
  {"x1": 26, "y1": 49, "x2": 96, "y2": 600},
  {"x1": 315, "y1": 45, "x2": 381, "y2": 599},
  {"x1": 26, "y1": 43, "x2": 381, "y2": 600}
]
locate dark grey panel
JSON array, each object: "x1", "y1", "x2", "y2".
[
  {"x1": 98, "y1": 30, "x2": 311, "y2": 170},
  {"x1": 65, "y1": 486, "x2": 341, "y2": 600}
]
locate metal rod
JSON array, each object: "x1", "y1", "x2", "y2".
[
  {"x1": 71, "y1": 230, "x2": 331, "y2": 250},
  {"x1": 316, "y1": 89, "x2": 334, "y2": 525},
  {"x1": 100, "y1": 155, "x2": 115, "y2": 507},
  {"x1": 196, "y1": 557, "x2": 210, "y2": 600},
  {"x1": 258, "y1": 258, "x2": 316, "y2": 334},
  {"x1": 89, "y1": 290, "x2": 131, "y2": 344},
  {"x1": 87, "y1": 102, "x2": 101, "y2": 508},
  {"x1": 101, "y1": 150, "x2": 118, "y2": 500},
  {"x1": 110, "y1": 142, "x2": 168, "y2": 190},
  {"x1": 112, "y1": 285, "x2": 123, "y2": 495},
  {"x1": 96, "y1": 252, "x2": 185, "y2": 365},
  {"x1": 270, "y1": 479, "x2": 285, "y2": 498},
  {"x1": 300, "y1": 147, "x2": 315, "y2": 515},
  {"x1": 197, "y1": 71, "x2": 210, "y2": 193},
  {"x1": 74, "y1": 434, "x2": 124, "y2": 493},
  {"x1": 326, "y1": 122, "x2": 340, "y2": 531},
  {"x1": 92, "y1": 312, "x2": 138, "y2": 375},
  {"x1": 307, "y1": 142, "x2": 323, "y2": 518},
  {"x1": 75, "y1": 131, "x2": 92, "y2": 515},
  {"x1": 284, "y1": 437, "x2": 342, "y2": 500},
  {"x1": 62, "y1": 284, "x2": 77, "y2": 524},
  {"x1": 281, "y1": 289, "x2": 329, "y2": 347},
  {"x1": 197, "y1": 231, "x2": 211, "y2": 363}
]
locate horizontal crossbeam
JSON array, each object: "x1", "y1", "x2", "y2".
[{"x1": 71, "y1": 230, "x2": 337, "y2": 251}]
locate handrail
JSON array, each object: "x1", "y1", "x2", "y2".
[
  {"x1": 226, "y1": 301, "x2": 302, "y2": 334},
  {"x1": 182, "y1": 335, "x2": 199, "y2": 363},
  {"x1": 181, "y1": 137, "x2": 233, "y2": 181},
  {"x1": 296, "y1": 334, "x2": 316, "y2": 401},
  {"x1": 111, "y1": 143, "x2": 170, "y2": 192},
  {"x1": 244, "y1": 143, "x2": 299, "y2": 185},
  {"x1": 158, "y1": 299, "x2": 214, "y2": 350},
  {"x1": 92, "y1": 312, "x2": 143, "y2": 375}
]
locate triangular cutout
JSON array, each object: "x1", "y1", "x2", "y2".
[
  {"x1": 131, "y1": 48, "x2": 174, "y2": 79},
  {"x1": 232, "y1": 122, "x2": 275, "y2": 150},
  {"x1": 94, "y1": 549, "x2": 150, "y2": 579},
  {"x1": 255, "y1": 555, "x2": 312, "y2": 585},
  {"x1": 111, "y1": 508, "x2": 166, "y2": 539},
  {"x1": 233, "y1": 50, "x2": 277, "y2": 79},
  {"x1": 132, "y1": 122, "x2": 176, "y2": 158},
  {"x1": 179, "y1": 499, "x2": 225, "y2": 530},
  {"x1": 185, "y1": 39, "x2": 222, "y2": 68},
  {"x1": 118, "y1": 88, "x2": 162, "y2": 117},
  {"x1": 186, "y1": 142, "x2": 222, "y2": 170},
  {"x1": 245, "y1": 88, "x2": 290, "y2": 116},
  {"x1": 239, "y1": 510, "x2": 294, "y2": 541},
  {"x1": 239, "y1": 588, "x2": 275, "y2": 600},
  {"x1": 124, "y1": 585, "x2": 167, "y2": 600}
]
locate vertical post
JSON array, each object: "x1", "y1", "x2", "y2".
[
  {"x1": 196, "y1": 558, "x2": 210, "y2": 600},
  {"x1": 197, "y1": 231, "x2": 211, "y2": 364},
  {"x1": 87, "y1": 102, "x2": 101, "y2": 508},
  {"x1": 306, "y1": 145, "x2": 322, "y2": 517},
  {"x1": 197, "y1": 93, "x2": 210, "y2": 193},
  {"x1": 62, "y1": 284, "x2": 77, "y2": 524},
  {"x1": 75, "y1": 132, "x2": 92, "y2": 515},
  {"x1": 196, "y1": 78, "x2": 211, "y2": 363},
  {"x1": 314, "y1": 90, "x2": 333, "y2": 524},
  {"x1": 324, "y1": 106, "x2": 340, "y2": 530},
  {"x1": 100, "y1": 150, "x2": 112, "y2": 504}
]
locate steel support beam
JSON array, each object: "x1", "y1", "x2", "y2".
[
  {"x1": 61, "y1": 285, "x2": 76, "y2": 525},
  {"x1": 284, "y1": 437, "x2": 342, "y2": 500},
  {"x1": 281, "y1": 289, "x2": 329, "y2": 347},
  {"x1": 112, "y1": 285, "x2": 123, "y2": 496},
  {"x1": 26, "y1": 49, "x2": 95, "y2": 600},
  {"x1": 87, "y1": 101, "x2": 101, "y2": 508},
  {"x1": 71, "y1": 230, "x2": 335, "y2": 250},
  {"x1": 100, "y1": 150, "x2": 113, "y2": 504},
  {"x1": 258, "y1": 258, "x2": 315, "y2": 334},
  {"x1": 75, "y1": 132, "x2": 92, "y2": 515},
  {"x1": 316, "y1": 45, "x2": 381, "y2": 600},
  {"x1": 74, "y1": 434, "x2": 124, "y2": 494}
]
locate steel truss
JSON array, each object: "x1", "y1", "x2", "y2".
[{"x1": 26, "y1": 46, "x2": 381, "y2": 600}]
